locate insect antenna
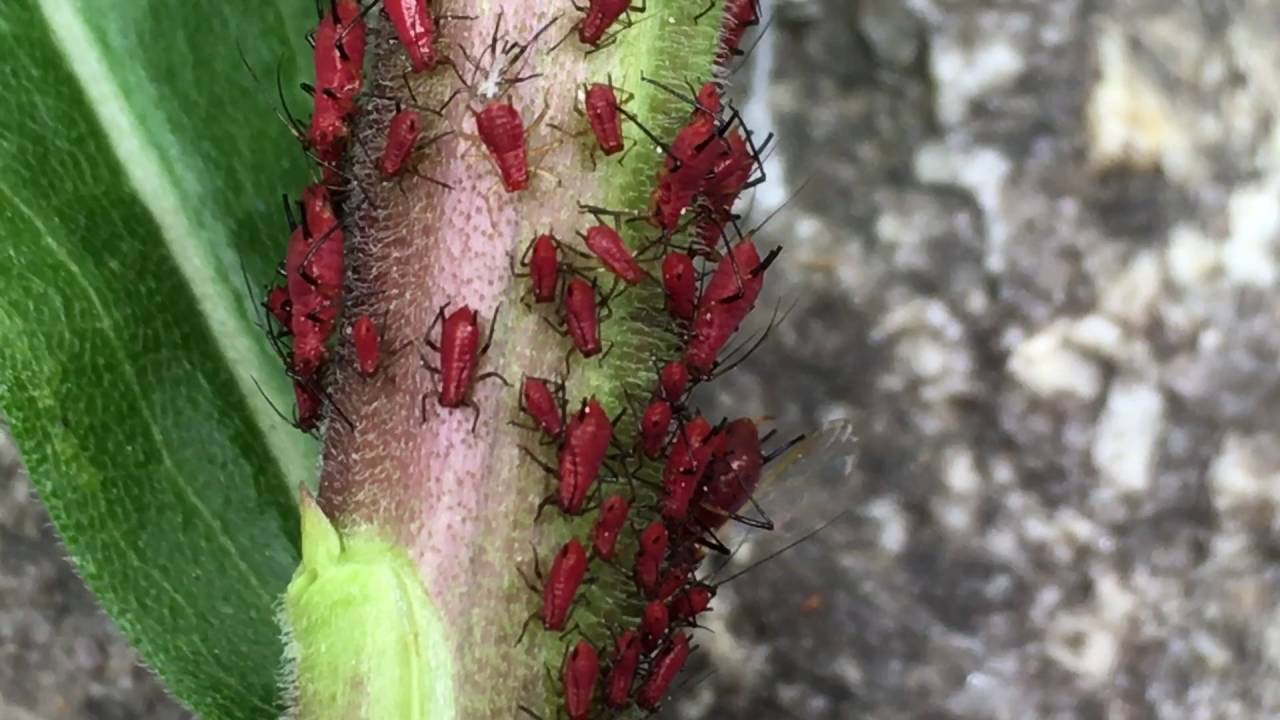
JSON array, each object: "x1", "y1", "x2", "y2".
[
  {"x1": 506, "y1": 14, "x2": 563, "y2": 71},
  {"x1": 281, "y1": 193, "x2": 300, "y2": 232},
  {"x1": 712, "y1": 510, "x2": 850, "y2": 587},
  {"x1": 745, "y1": 177, "x2": 812, "y2": 237},
  {"x1": 313, "y1": 379, "x2": 355, "y2": 431},
  {"x1": 734, "y1": 13, "x2": 776, "y2": 68},
  {"x1": 235, "y1": 41, "x2": 263, "y2": 84},
  {"x1": 705, "y1": 298, "x2": 792, "y2": 382},
  {"x1": 271, "y1": 67, "x2": 310, "y2": 144},
  {"x1": 639, "y1": 73, "x2": 703, "y2": 112},
  {"x1": 250, "y1": 376, "x2": 307, "y2": 432},
  {"x1": 614, "y1": 106, "x2": 673, "y2": 158}
]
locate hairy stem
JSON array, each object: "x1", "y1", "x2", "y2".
[{"x1": 281, "y1": 1, "x2": 730, "y2": 718}]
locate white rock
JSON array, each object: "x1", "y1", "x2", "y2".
[
  {"x1": 1087, "y1": 24, "x2": 1199, "y2": 184},
  {"x1": 914, "y1": 141, "x2": 1012, "y2": 272},
  {"x1": 1069, "y1": 314, "x2": 1125, "y2": 359},
  {"x1": 942, "y1": 445, "x2": 983, "y2": 496},
  {"x1": 1223, "y1": 181, "x2": 1280, "y2": 287},
  {"x1": 1209, "y1": 433, "x2": 1280, "y2": 511},
  {"x1": 1091, "y1": 381, "x2": 1165, "y2": 495},
  {"x1": 864, "y1": 498, "x2": 909, "y2": 554},
  {"x1": 1046, "y1": 566, "x2": 1137, "y2": 684},
  {"x1": 1099, "y1": 251, "x2": 1164, "y2": 326},
  {"x1": 1166, "y1": 224, "x2": 1221, "y2": 288},
  {"x1": 931, "y1": 37, "x2": 1026, "y2": 127},
  {"x1": 1053, "y1": 507, "x2": 1104, "y2": 549},
  {"x1": 1046, "y1": 612, "x2": 1121, "y2": 683},
  {"x1": 876, "y1": 299, "x2": 974, "y2": 402},
  {"x1": 1093, "y1": 570, "x2": 1137, "y2": 625},
  {"x1": 1008, "y1": 321, "x2": 1103, "y2": 400}
]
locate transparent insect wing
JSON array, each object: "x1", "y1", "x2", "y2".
[{"x1": 714, "y1": 418, "x2": 858, "y2": 561}]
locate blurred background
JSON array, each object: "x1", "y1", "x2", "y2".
[{"x1": 6, "y1": 0, "x2": 1280, "y2": 717}]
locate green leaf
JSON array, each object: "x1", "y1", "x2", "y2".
[{"x1": 0, "y1": 1, "x2": 322, "y2": 717}]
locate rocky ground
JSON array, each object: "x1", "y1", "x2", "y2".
[
  {"x1": 669, "y1": 0, "x2": 1280, "y2": 719},
  {"x1": 5, "y1": 0, "x2": 1280, "y2": 718}
]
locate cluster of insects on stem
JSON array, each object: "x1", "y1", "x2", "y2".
[{"x1": 239, "y1": 1, "x2": 860, "y2": 718}]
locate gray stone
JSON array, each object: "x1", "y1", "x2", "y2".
[{"x1": 673, "y1": 0, "x2": 1280, "y2": 718}]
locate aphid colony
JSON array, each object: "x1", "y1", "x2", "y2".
[
  {"x1": 508, "y1": 74, "x2": 787, "y2": 718},
  {"x1": 250, "y1": 1, "x2": 784, "y2": 717}
]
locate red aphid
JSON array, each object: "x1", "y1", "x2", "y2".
[
  {"x1": 656, "y1": 562, "x2": 695, "y2": 602},
  {"x1": 634, "y1": 520, "x2": 669, "y2": 598},
  {"x1": 650, "y1": 174, "x2": 694, "y2": 233},
  {"x1": 703, "y1": 129, "x2": 754, "y2": 204},
  {"x1": 670, "y1": 583, "x2": 715, "y2": 624},
  {"x1": 661, "y1": 252, "x2": 697, "y2": 322},
  {"x1": 694, "y1": 82, "x2": 723, "y2": 121},
  {"x1": 719, "y1": 0, "x2": 761, "y2": 60},
  {"x1": 650, "y1": 130, "x2": 726, "y2": 232},
  {"x1": 639, "y1": 398, "x2": 673, "y2": 459},
  {"x1": 578, "y1": 0, "x2": 635, "y2": 46},
  {"x1": 638, "y1": 519, "x2": 669, "y2": 559},
  {"x1": 684, "y1": 239, "x2": 776, "y2": 376},
  {"x1": 435, "y1": 305, "x2": 480, "y2": 408},
  {"x1": 378, "y1": 109, "x2": 422, "y2": 178},
  {"x1": 286, "y1": 185, "x2": 343, "y2": 315},
  {"x1": 312, "y1": 0, "x2": 366, "y2": 116},
  {"x1": 693, "y1": 418, "x2": 764, "y2": 531},
  {"x1": 293, "y1": 379, "x2": 323, "y2": 432},
  {"x1": 661, "y1": 470, "x2": 700, "y2": 524},
  {"x1": 302, "y1": 183, "x2": 340, "y2": 234},
  {"x1": 542, "y1": 538, "x2": 589, "y2": 631},
  {"x1": 664, "y1": 112, "x2": 721, "y2": 176},
  {"x1": 661, "y1": 416, "x2": 723, "y2": 522},
  {"x1": 563, "y1": 278, "x2": 602, "y2": 358},
  {"x1": 385, "y1": 0, "x2": 440, "y2": 73},
  {"x1": 306, "y1": 92, "x2": 348, "y2": 171},
  {"x1": 304, "y1": 4, "x2": 361, "y2": 184},
  {"x1": 641, "y1": 599, "x2": 670, "y2": 650},
  {"x1": 527, "y1": 233, "x2": 560, "y2": 304},
  {"x1": 351, "y1": 314, "x2": 380, "y2": 377},
  {"x1": 520, "y1": 376, "x2": 563, "y2": 438},
  {"x1": 694, "y1": 212, "x2": 726, "y2": 247},
  {"x1": 584, "y1": 83, "x2": 624, "y2": 155},
  {"x1": 265, "y1": 285, "x2": 292, "y2": 329},
  {"x1": 658, "y1": 360, "x2": 689, "y2": 402},
  {"x1": 583, "y1": 225, "x2": 648, "y2": 285},
  {"x1": 474, "y1": 101, "x2": 530, "y2": 192},
  {"x1": 690, "y1": 131, "x2": 756, "y2": 247},
  {"x1": 300, "y1": 184, "x2": 345, "y2": 298},
  {"x1": 591, "y1": 494, "x2": 629, "y2": 560},
  {"x1": 286, "y1": 186, "x2": 345, "y2": 378},
  {"x1": 291, "y1": 316, "x2": 329, "y2": 380},
  {"x1": 603, "y1": 630, "x2": 642, "y2": 709},
  {"x1": 637, "y1": 632, "x2": 691, "y2": 711},
  {"x1": 662, "y1": 416, "x2": 715, "y2": 487},
  {"x1": 697, "y1": 239, "x2": 767, "y2": 314},
  {"x1": 557, "y1": 398, "x2": 613, "y2": 514},
  {"x1": 563, "y1": 639, "x2": 599, "y2": 720},
  {"x1": 283, "y1": 227, "x2": 311, "y2": 310},
  {"x1": 649, "y1": 175, "x2": 682, "y2": 233},
  {"x1": 648, "y1": 97, "x2": 749, "y2": 231}
]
